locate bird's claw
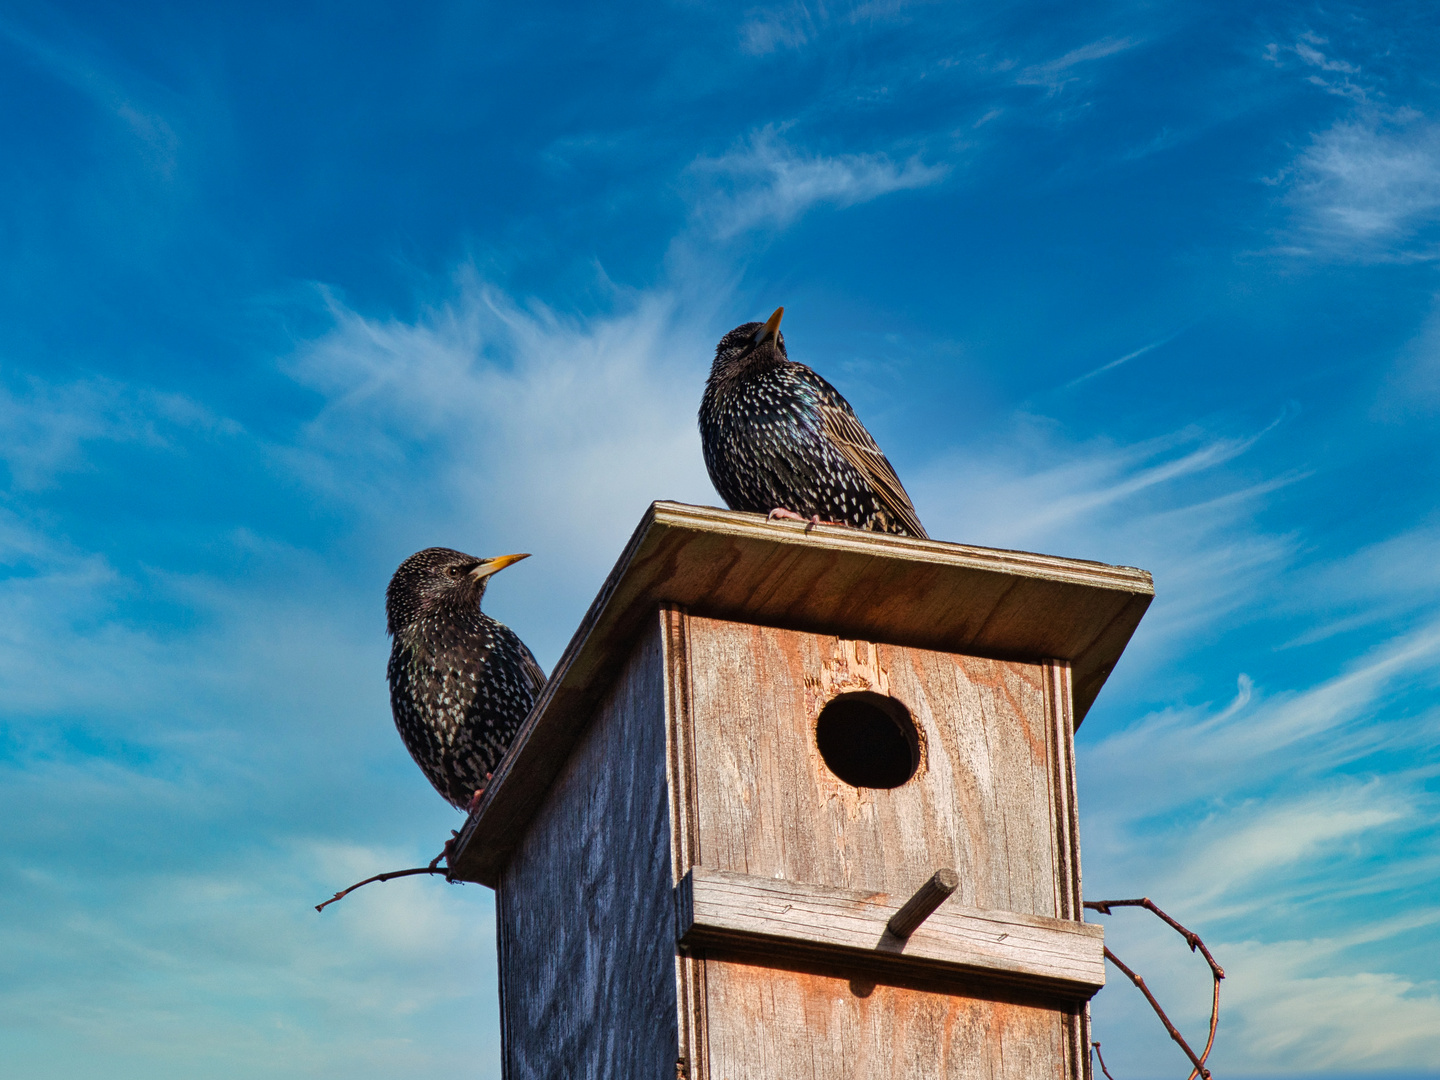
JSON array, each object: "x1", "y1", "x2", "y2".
[
  {"x1": 766, "y1": 507, "x2": 846, "y2": 533},
  {"x1": 465, "y1": 773, "x2": 493, "y2": 814},
  {"x1": 766, "y1": 507, "x2": 808, "y2": 524}
]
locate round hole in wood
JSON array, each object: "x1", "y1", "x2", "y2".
[{"x1": 815, "y1": 691, "x2": 919, "y2": 789}]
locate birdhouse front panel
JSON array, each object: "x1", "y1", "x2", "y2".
[
  {"x1": 670, "y1": 612, "x2": 1081, "y2": 920},
  {"x1": 701, "y1": 959, "x2": 1079, "y2": 1080}
]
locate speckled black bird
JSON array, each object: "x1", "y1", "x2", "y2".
[
  {"x1": 699, "y1": 307, "x2": 928, "y2": 538},
  {"x1": 386, "y1": 548, "x2": 546, "y2": 811}
]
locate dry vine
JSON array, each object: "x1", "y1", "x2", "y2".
[
  {"x1": 1084, "y1": 897, "x2": 1225, "y2": 1080},
  {"x1": 1092, "y1": 1041, "x2": 1117, "y2": 1080},
  {"x1": 314, "y1": 831, "x2": 459, "y2": 913}
]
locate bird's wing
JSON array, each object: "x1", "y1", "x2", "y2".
[
  {"x1": 816, "y1": 393, "x2": 929, "y2": 539},
  {"x1": 519, "y1": 644, "x2": 549, "y2": 698}
]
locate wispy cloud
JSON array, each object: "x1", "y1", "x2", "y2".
[
  {"x1": 687, "y1": 127, "x2": 948, "y2": 239},
  {"x1": 0, "y1": 14, "x2": 179, "y2": 174},
  {"x1": 1064, "y1": 327, "x2": 1189, "y2": 388},
  {"x1": 914, "y1": 418, "x2": 1299, "y2": 669},
  {"x1": 0, "y1": 371, "x2": 235, "y2": 490},
  {"x1": 1375, "y1": 291, "x2": 1440, "y2": 419},
  {"x1": 736, "y1": 1, "x2": 927, "y2": 55},
  {"x1": 1265, "y1": 33, "x2": 1369, "y2": 102},
  {"x1": 1266, "y1": 34, "x2": 1440, "y2": 260},
  {"x1": 281, "y1": 275, "x2": 717, "y2": 629},
  {"x1": 738, "y1": 3, "x2": 818, "y2": 55},
  {"x1": 1284, "y1": 110, "x2": 1440, "y2": 256},
  {"x1": 1015, "y1": 36, "x2": 1137, "y2": 94},
  {"x1": 1221, "y1": 934, "x2": 1440, "y2": 1069}
]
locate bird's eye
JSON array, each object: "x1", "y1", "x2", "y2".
[{"x1": 446, "y1": 566, "x2": 462, "y2": 578}]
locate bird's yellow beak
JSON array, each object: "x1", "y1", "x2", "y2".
[
  {"x1": 754, "y1": 306, "x2": 784, "y2": 344},
  {"x1": 469, "y1": 553, "x2": 531, "y2": 581}
]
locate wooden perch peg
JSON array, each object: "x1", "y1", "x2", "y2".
[{"x1": 886, "y1": 868, "x2": 959, "y2": 939}]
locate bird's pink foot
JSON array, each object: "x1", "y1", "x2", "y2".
[
  {"x1": 767, "y1": 507, "x2": 847, "y2": 532},
  {"x1": 465, "y1": 773, "x2": 494, "y2": 813},
  {"x1": 767, "y1": 507, "x2": 809, "y2": 524}
]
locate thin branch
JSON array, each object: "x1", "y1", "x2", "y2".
[
  {"x1": 1102, "y1": 946, "x2": 1210, "y2": 1078},
  {"x1": 315, "y1": 832, "x2": 459, "y2": 913},
  {"x1": 1092, "y1": 1041, "x2": 1117, "y2": 1080},
  {"x1": 315, "y1": 865, "x2": 449, "y2": 912},
  {"x1": 1086, "y1": 897, "x2": 1225, "y2": 980},
  {"x1": 1084, "y1": 897, "x2": 1225, "y2": 1080}
]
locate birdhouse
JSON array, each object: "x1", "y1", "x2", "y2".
[{"x1": 448, "y1": 502, "x2": 1152, "y2": 1080}]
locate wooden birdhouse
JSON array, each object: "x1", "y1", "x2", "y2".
[{"x1": 448, "y1": 502, "x2": 1153, "y2": 1080}]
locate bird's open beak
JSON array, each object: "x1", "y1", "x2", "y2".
[
  {"x1": 469, "y1": 553, "x2": 531, "y2": 581},
  {"x1": 754, "y1": 306, "x2": 784, "y2": 345}
]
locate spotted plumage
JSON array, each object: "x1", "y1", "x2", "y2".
[
  {"x1": 386, "y1": 547, "x2": 546, "y2": 810},
  {"x1": 699, "y1": 307, "x2": 928, "y2": 538}
]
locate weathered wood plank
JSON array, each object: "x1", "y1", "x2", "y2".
[
  {"x1": 1045, "y1": 660, "x2": 1091, "y2": 1074},
  {"x1": 701, "y1": 954, "x2": 1080, "y2": 1080},
  {"x1": 681, "y1": 618, "x2": 1066, "y2": 918},
  {"x1": 676, "y1": 868, "x2": 1104, "y2": 997},
  {"x1": 449, "y1": 501, "x2": 1151, "y2": 885},
  {"x1": 495, "y1": 627, "x2": 678, "y2": 1080}
]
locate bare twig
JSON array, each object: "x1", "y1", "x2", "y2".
[
  {"x1": 315, "y1": 865, "x2": 449, "y2": 912},
  {"x1": 315, "y1": 831, "x2": 460, "y2": 913},
  {"x1": 1092, "y1": 1041, "x2": 1117, "y2": 1080},
  {"x1": 1084, "y1": 897, "x2": 1225, "y2": 1080}
]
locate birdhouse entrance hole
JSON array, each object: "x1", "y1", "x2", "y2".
[{"x1": 814, "y1": 691, "x2": 919, "y2": 789}]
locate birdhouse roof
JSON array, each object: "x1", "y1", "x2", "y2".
[{"x1": 448, "y1": 501, "x2": 1152, "y2": 885}]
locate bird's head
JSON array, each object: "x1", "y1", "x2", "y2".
[
  {"x1": 711, "y1": 306, "x2": 787, "y2": 380},
  {"x1": 386, "y1": 547, "x2": 530, "y2": 634}
]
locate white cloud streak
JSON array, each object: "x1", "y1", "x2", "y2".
[
  {"x1": 912, "y1": 418, "x2": 1301, "y2": 675},
  {"x1": 688, "y1": 127, "x2": 948, "y2": 239},
  {"x1": 1064, "y1": 327, "x2": 1188, "y2": 388},
  {"x1": 1288, "y1": 111, "x2": 1440, "y2": 252},
  {"x1": 280, "y1": 273, "x2": 718, "y2": 652},
  {"x1": 0, "y1": 372, "x2": 234, "y2": 490},
  {"x1": 738, "y1": 3, "x2": 818, "y2": 55},
  {"x1": 1269, "y1": 36, "x2": 1440, "y2": 260},
  {"x1": 1015, "y1": 36, "x2": 1137, "y2": 94},
  {"x1": 0, "y1": 15, "x2": 179, "y2": 174},
  {"x1": 736, "y1": 1, "x2": 929, "y2": 55}
]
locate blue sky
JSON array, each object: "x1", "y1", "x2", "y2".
[{"x1": 1, "y1": 1, "x2": 1438, "y2": 1076}]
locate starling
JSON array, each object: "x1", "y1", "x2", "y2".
[
  {"x1": 699, "y1": 307, "x2": 928, "y2": 538},
  {"x1": 386, "y1": 547, "x2": 546, "y2": 811}
]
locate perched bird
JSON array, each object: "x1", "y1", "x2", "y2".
[
  {"x1": 386, "y1": 548, "x2": 546, "y2": 811},
  {"x1": 699, "y1": 307, "x2": 928, "y2": 538}
]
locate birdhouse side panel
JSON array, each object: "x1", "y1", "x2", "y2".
[
  {"x1": 497, "y1": 627, "x2": 678, "y2": 1080},
  {"x1": 677, "y1": 615, "x2": 1069, "y2": 918},
  {"x1": 702, "y1": 956, "x2": 1084, "y2": 1080}
]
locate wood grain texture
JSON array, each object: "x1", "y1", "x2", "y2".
[
  {"x1": 662, "y1": 608, "x2": 712, "y2": 1080},
  {"x1": 701, "y1": 955, "x2": 1078, "y2": 1080},
  {"x1": 680, "y1": 617, "x2": 1069, "y2": 918},
  {"x1": 676, "y1": 868, "x2": 1105, "y2": 997},
  {"x1": 449, "y1": 501, "x2": 1150, "y2": 885},
  {"x1": 1046, "y1": 661, "x2": 1091, "y2": 1076},
  {"x1": 494, "y1": 626, "x2": 678, "y2": 1080}
]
